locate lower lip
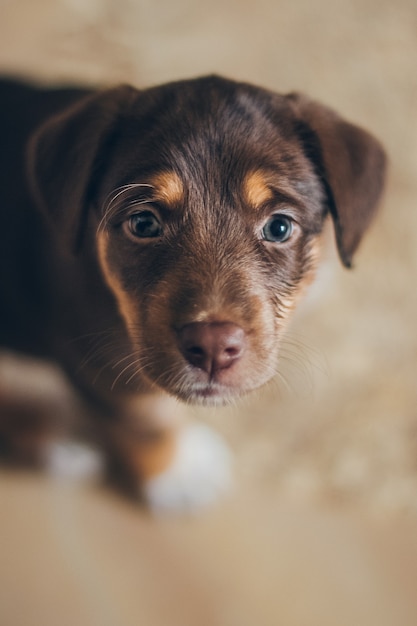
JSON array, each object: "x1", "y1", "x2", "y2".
[
  {"x1": 199, "y1": 389, "x2": 220, "y2": 399},
  {"x1": 189, "y1": 384, "x2": 235, "y2": 403}
]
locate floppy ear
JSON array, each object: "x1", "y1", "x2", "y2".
[
  {"x1": 288, "y1": 94, "x2": 387, "y2": 267},
  {"x1": 27, "y1": 85, "x2": 136, "y2": 251}
]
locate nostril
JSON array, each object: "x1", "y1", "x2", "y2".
[
  {"x1": 186, "y1": 345, "x2": 206, "y2": 362},
  {"x1": 187, "y1": 346, "x2": 204, "y2": 356},
  {"x1": 224, "y1": 346, "x2": 241, "y2": 357}
]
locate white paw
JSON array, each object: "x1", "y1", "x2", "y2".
[
  {"x1": 43, "y1": 440, "x2": 104, "y2": 483},
  {"x1": 143, "y1": 423, "x2": 233, "y2": 514}
]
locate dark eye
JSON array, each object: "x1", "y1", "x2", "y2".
[
  {"x1": 262, "y1": 215, "x2": 293, "y2": 243},
  {"x1": 127, "y1": 211, "x2": 163, "y2": 239}
]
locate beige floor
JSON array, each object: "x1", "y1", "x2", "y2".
[
  {"x1": 1, "y1": 0, "x2": 417, "y2": 624},
  {"x1": 2, "y1": 472, "x2": 417, "y2": 626}
]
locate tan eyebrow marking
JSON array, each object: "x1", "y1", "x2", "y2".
[
  {"x1": 243, "y1": 170, "x2": 275, "y2": 208},
  {"x1": 150, "y1": 171, "x2": 184, "y2": 207}
]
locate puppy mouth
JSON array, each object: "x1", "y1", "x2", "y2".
[
  {"x1": 165, "y1": 364, "x2": 274, "y2": 406},
  {"x1": 180, "y1": 381, "x2": 242, "y2": 406}
]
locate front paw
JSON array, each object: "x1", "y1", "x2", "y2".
[
  {"x1": 142, "y1": 423, "x2": 233, "y2": 514},
  {"x1": 43, "y1": 440, "x2": 104, "y2": 482}
]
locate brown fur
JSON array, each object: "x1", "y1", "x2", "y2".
[{"x1": 0, "y1": 75, "x2": 386, "y2": 493}]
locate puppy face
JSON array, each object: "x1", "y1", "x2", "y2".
[
  {"x1": 29, "y1": 76, "x2": 386, "y2": 405},
  {"x1": 94, "y1": 83, "x2": 325, "y2": 403}
]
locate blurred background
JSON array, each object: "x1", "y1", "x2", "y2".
[{"x1": 1, "y1": 0, "x2": 417, "y2": 624}]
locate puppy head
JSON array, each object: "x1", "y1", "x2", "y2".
[{"x1": 28, "y1": 76, "x2": 386, "y2": 404}]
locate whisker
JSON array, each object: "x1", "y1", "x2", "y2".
[
  {"x1": 111, "y1": 352, "x2": 142, "y2": 370},
  {"x1": 111, "y1": 356, "x2": 148, "y2": 390},
  {"x1": 97, "y1": 183, "x2": 155, "y2": 233},
  {"x1": 67, "y1": 328, "x2": 116, "y2": 345},
  {"x1": 78, "y1": 339, "x2": 122, "y2": 371}
]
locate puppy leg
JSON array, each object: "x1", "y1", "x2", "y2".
[
  {"x1": 107, "y1": 394, "x2": 233, "y2": 514},
  {"x1": 0, "y1": 354, "x2": 74, "y2": 467},
  {"x1": 0, "y1": 393, "x2": 52, "y2": 467},
  {"x1": 142, "y1": 422, "x2": 233, "y2": 514}
]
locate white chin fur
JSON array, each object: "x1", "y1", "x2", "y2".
[{"x1": 142, "y1": 423, "x2": 233, "y2": 515}]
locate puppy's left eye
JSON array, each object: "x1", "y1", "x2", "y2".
[
  {"x1": 262, "y1": 215, "x2": 293, "y2": 243},
  {"x1": 127, "y1": 211, "x2": 163, "y2": 239}
]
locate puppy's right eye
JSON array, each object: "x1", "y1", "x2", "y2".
[{"x1": 126, "y1": 211, "x2": 163, "y2": 239}]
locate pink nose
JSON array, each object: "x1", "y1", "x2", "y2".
[{"x1": 178, "y1": 322, "x2": 246, "y2": 375}]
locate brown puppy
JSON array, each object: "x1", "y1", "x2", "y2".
[{"x1": 0, "y1": 76, "x2": 386, "y2": 511}]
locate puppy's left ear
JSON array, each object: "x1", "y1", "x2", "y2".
[
  {"x1": 288, "y1": 94, "x2": 387, "y2": 267},
  {"x1": 27, "y1": 85, "x2": 136, "y2": 251}
]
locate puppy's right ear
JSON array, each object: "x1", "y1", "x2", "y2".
[{"x1": 27, "y1": 85, "x2": 136, "y2": 251}]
